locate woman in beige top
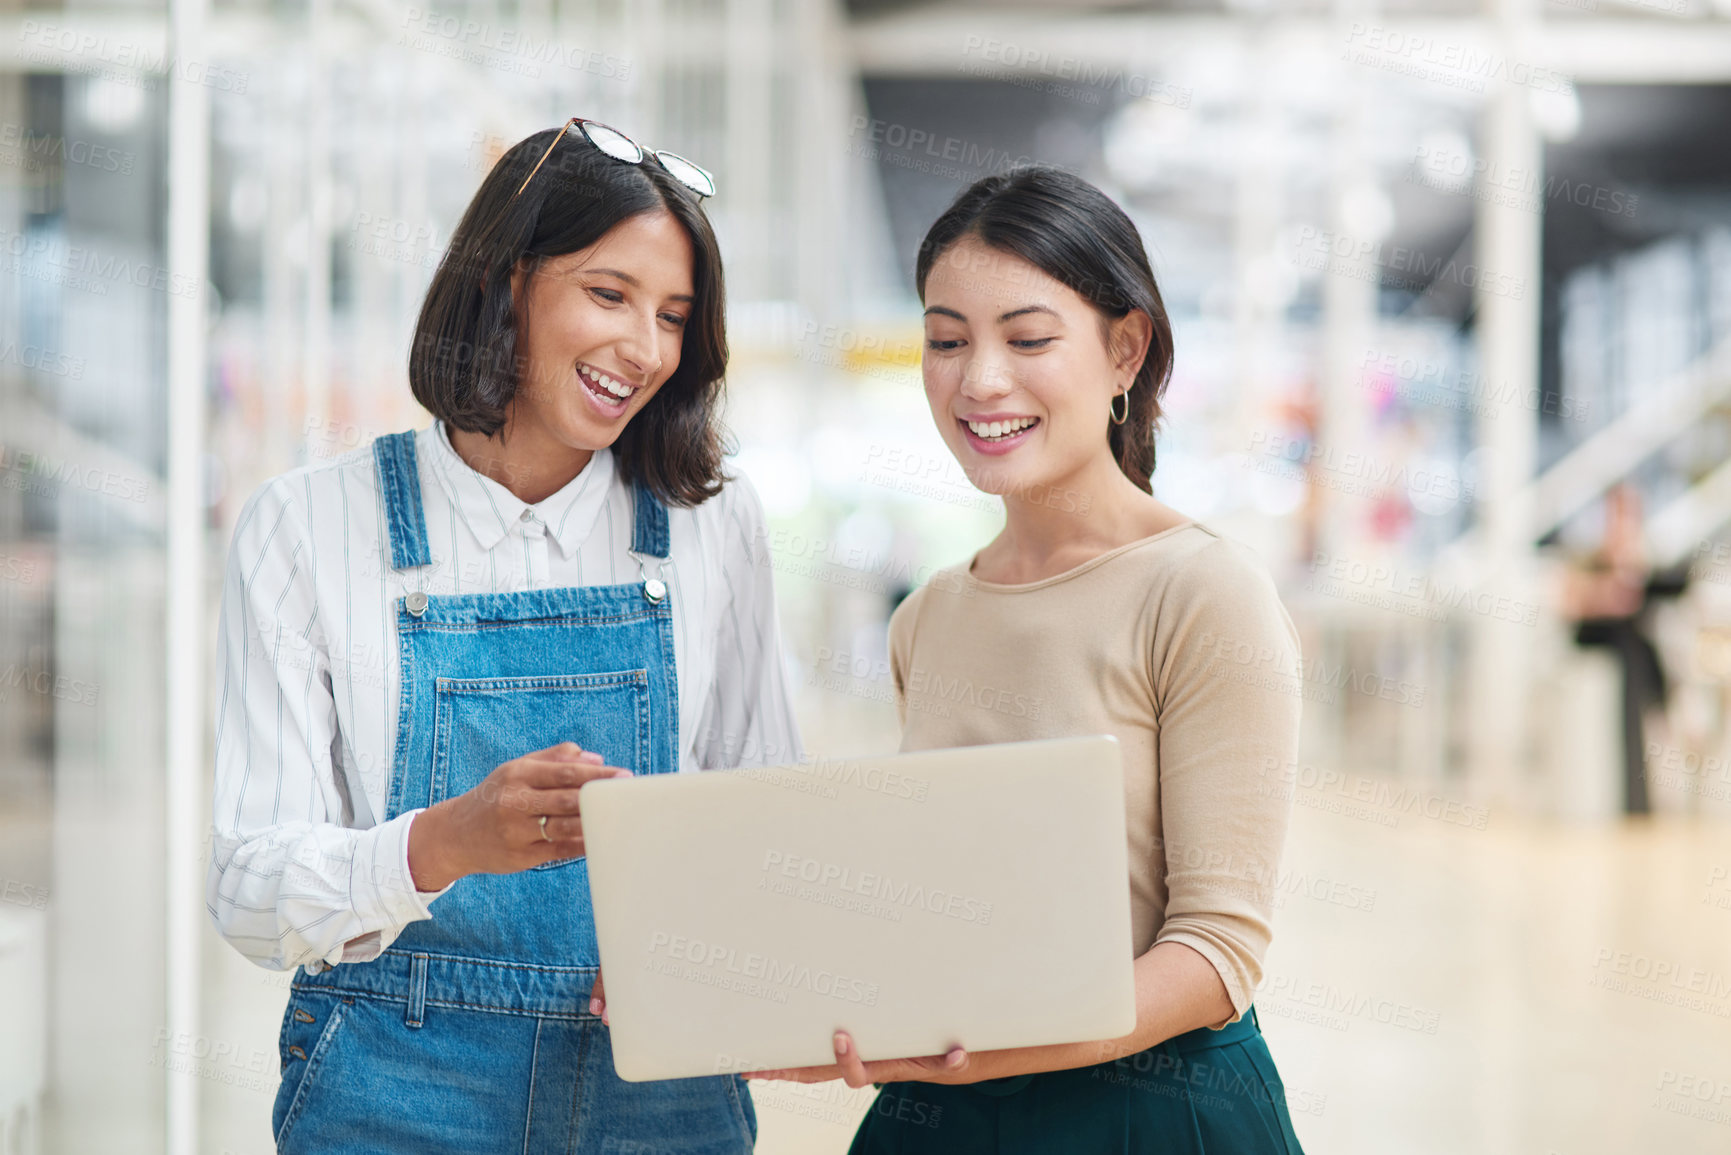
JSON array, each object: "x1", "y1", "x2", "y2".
[{"x1": 750, "y1": 167, "x2": 1307, "y2": 1153}]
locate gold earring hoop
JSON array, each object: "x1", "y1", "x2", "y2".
[{"x1": 1110, "y1": 387, "x2": 1131, "y2": 426}]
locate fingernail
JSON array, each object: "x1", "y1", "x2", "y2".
[
  {"x1": 589, "y1": 998, "x2": 601, "y2": 1016},
  {"x1": 834, "y1": 1032, "x2": 849, "y2": 1055},
  {"x1": 947, "y1": 1049, "x2": 964, "y2": 1067},
  {"x1": 602, "y1": 1010, "x2": 610, "y2": 1025}
]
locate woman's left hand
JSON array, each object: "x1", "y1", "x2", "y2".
[{"x1": 742, "y1": 1031, "x2": 970, "y2": 1088}]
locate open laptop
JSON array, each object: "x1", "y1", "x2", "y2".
[{"x1": 579, "y1": 734, "x2": 1137, "y2": 1082}]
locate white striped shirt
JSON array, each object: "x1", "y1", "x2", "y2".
[{"x1": 207, "y1": 421, "x2": 803, "y2": 971}]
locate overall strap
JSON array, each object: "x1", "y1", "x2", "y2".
[
  {"x1": 629, "y1": 481, "x2": 670, "y2": 559},
  {"x1": 372, "y1": 431, "x2": 432, "y2": 570}
]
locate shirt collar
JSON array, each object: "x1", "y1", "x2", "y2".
[{"x1": 419, "y1": 421, "x2": 615, "y2": 558}]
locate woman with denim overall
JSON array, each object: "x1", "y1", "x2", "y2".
[
  {"x1": 745, "y1": 169, "x2": 1308, "y2": 1153},
  {"x1": 209, "y1": 122, "x2": 795, "y2": 1153}
]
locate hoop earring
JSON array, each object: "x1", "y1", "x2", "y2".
[{"x1": 1110, "y1": 387, "x2": 1131, "y2": 426}]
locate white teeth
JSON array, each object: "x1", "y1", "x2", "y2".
[
  {"x1": 966, "y1": 417, "x2": 1037, "y2": 439},
  {"x1": 581, "y1": 365, "x2": 634, "y2": 400}
]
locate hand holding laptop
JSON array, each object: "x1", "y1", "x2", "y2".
[{"x1": 740, "y1": 1028, "x2": 970, "y2": 1087}]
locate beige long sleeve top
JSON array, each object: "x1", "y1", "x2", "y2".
[{"x1": 887, "y1": 522, "x2": 1302, "y2": 1027}]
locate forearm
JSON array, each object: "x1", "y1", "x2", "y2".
[{"x1": 927, "y1": 941, "x2": 1234, "y2": 1084}]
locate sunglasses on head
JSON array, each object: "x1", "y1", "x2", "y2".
[{"x1": 513, "y1": 117, "x2": 716, "y2": 201}]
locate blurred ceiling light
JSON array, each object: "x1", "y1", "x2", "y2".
[
  {"x1": 1246, "y1": 253, "x2": 1299, "y2": 311},
  {"x1": 1530, "y1": 82, "x2": 1581, "y2": 143},
  {"x1": 228, "y1": 174, "x2": 267, "y2": 232},
  {"x1": 1164, "y1": 42, "x2": 1245, "y2": 109},
  {"x1": 1270, "y1": 44, "x2": 1337, "y2": 115},
  {"x1": 82, "y1": 77, "x2": 144, "y2": 133},
  {"x1": 1408, "y1": 455, "x2": 1465, "y2": 516},
  {"x1": 1414, "y1": 128, "x2": 1474, "y2": 195},
  {"x1": 1339, "y1": 182, "x2": 1395, "y2": 242},
  {"x1": 1103, "y1": 99, "x2": 1190, "y2": 192}
]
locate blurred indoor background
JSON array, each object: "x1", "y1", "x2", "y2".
[{"x1": 2, "y1": 0, "x2": 1730, "y2": 1151}]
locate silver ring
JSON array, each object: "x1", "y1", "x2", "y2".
[{"x1": 539, "y1": 814, "x2": 552, "y2": 842}]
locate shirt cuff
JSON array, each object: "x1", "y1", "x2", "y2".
[{"x1": 337, "y1": 808, "x2": 455, "y2": 964}]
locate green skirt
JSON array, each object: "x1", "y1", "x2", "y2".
[{"x1": 846, "y1": 1007, "x2": 1305, "y2": 1155}]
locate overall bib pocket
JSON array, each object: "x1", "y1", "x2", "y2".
[
  {"x1": 413, "y1": 671, "x2": 655, "y2": 964},
  {"x1": 431, "y1": 672, "x2": 650, "y2": 796}
]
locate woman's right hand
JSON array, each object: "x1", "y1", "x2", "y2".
[{"x1": 406, "y1": 741, "x2": 632, "y2": 891}]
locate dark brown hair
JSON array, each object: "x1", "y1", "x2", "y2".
[
  {"x1": 914, "y1": 166, "x2": 1174, "y2": 493},
  {"x1": 410, "y1": 126, "x2": 730, "y2": 506}
]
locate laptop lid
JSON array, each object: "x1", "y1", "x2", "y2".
[{"x1": 580, "y1": 734, "x2": 1137, "y2": 1082}]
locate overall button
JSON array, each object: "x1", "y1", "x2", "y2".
[
  {"x1": 643, "y1": 578, "x2": 667, "y2": 604},
  {"x1": 406, "y1": 591, "x2": 429, "y2": 617}
]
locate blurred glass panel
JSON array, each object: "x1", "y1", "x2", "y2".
[{"x1": 0, "y1": 62, "x2": 169, "y2": 1152}]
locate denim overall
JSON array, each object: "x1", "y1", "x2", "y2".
[{"x1": 271, "y1": 432, "x2": 756, "y2": 1154}]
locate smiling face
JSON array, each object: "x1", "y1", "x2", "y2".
[
  {"x1": 509, "y1": 209, "x2": 696, "y2": 454},
  {"x1": 921, "y1": 234, "x2": 1150, "y2": 500}
]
